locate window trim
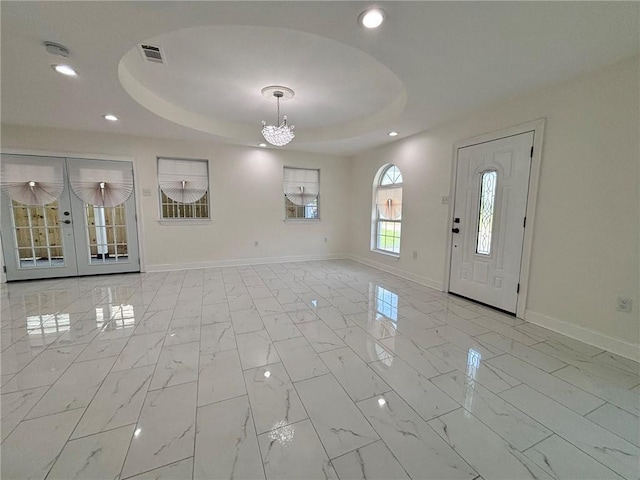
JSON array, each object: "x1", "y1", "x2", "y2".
[
  {"x1": 372, "y1": 164, "x2": 403, "y2": 256},
  {"x1": 157, "y1": 157, "x2": 210, "y2": 221}
]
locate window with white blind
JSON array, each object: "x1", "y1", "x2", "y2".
[
  {"x1": 373, "y1": 164, "x2": 403, "y2": 254},
  {"x1": 157, "y1": 157, "x2": 210, "y2": 219},
  {"x1": 283, "y1": 167, "x2": 319, "y2": 220}
]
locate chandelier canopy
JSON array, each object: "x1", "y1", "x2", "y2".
[{"x1": 261, "y1": 86, "x2": 295, "y2": 147}]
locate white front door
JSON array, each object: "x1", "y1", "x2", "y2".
[
  {"x1": 449, "y1": 131, "x2": 534, "y2": 313},
  {"x1": 1, "y1": 154, "x2": 140, "y2": 281}
]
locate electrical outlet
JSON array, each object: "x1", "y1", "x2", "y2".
[
  {"x1": 441, "y1": 196, "x2": 450, "y2": 204},
  {"x1": 616, "y1": 296, "x2": 632, "y2": 313},
  {"x1": 142, "y1": 188, "x2": 152, "y2": 196},
  {"x1": 412, "y1": 250, "x2": 418, "y2": 259}
]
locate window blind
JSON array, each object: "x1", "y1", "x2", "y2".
[
  {"x1": 0, "y1": 155, "x2": 65, "y2": 206},
  {"x1": 158, "y1": 158, "x2": 209, "y2": 204},
  {"x1": 283, "y1": 167, "x2": 319, "y2": 206},
  {"x1": 68, "y1": 159, "x2": 134, "y2": 207},
  {"x1": 376, "y1": 187, "x2": 402, "y2": 220}
]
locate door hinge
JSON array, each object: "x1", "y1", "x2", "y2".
[
  {"x1": 517, "y1": 283, "x2": 520, "y2": 294},
  {"x1": 530, "y1": 146, "x2": 534, "y2": 158},
  {"x1": 2, "y1": 266, "x2": 6, "y2": 273},
  {"x1": 523, "y1": 217, "x2": 527, "y2": 228}
]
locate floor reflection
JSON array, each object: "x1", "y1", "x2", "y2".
[
  {"x1": 95, "y1": 286, "x2": 136, "y2": 332},
  {"x1": 28, "y1": 313, "x2": 70, "y2": 346},
  {"x1": 367, "y1": 283, "x2": 399, "y2": 365},
  {"x1": 463, "y1": 348, "x2": 482, "y2": 416}
]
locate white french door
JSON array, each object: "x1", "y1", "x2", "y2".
[
  {"x1": 449, "y1": 132, "x2": 534, "y2": 313},
  {"x1": 1, "y1": 154, "x2": 140, "y2": 281}
]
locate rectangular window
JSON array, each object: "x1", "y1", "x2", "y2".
[
  {"x1": 374, "y1": 179, "x2": 402, "y2": 255},
  {"x1": 476, "y1": 170, "x2": 497, "y2": 255},
  {"x1": 157, "y1": 158, "x2": 209, "y2": 220},
  {"x1": 283, "y1": 167, "x2": 319, "y2": 219},
  {"x1": 376, "y1": 220, "x2": 401, "y2": 254}
]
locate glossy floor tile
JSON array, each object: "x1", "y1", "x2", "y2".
[{"x1": 1, "y1": 259, "x2": 639, "y2": 479}]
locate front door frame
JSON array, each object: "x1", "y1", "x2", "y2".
[
  {"x1": 0, "y1": 148, "x2": 146, "y2": 281},
  {"x1": 443, "y1": 119, "x2": 545, "y2": 319}
]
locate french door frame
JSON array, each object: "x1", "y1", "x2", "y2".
[
  {"x1": 0, "y1": 149, "x2": 147, "y2": 282},
  {"x1": 444, "y1": 119, "x2": 545, "y2": 319}
]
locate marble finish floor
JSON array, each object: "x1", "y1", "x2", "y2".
[{"x1": 1, "y1": 260, "x2": 638, "y2": 480}]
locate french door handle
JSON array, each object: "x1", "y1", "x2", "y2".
[
  {"x1": 60, "y1": 220, "x2": 71, "y2": 225},
  {"x1": 452, "y1": 227, "x2": 460, "y2": 234}
]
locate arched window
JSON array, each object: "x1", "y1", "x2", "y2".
[{"x1": 373, "y1": 164, "x2": 403, "y2": 254}]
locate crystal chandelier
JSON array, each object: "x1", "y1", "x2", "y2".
[{"x1": 261, "y1": 87, "x2": 295, "y2": 147}]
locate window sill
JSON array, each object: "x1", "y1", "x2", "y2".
[
  {"x1": 283, "y1": 218, "x2": 321, "y2": 224},
  {"x1": 158, "y1": 219, "x2": 212, "y2": 226},
  {"x1": 371, "y1": 249, "x2": 400, "y2": 260}
]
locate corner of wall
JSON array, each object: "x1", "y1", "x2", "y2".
[
  {"x1": 525, "y1": 309, "x2": 640, "y2": 362},
  {"x1": 348, "y1": 253, "x2": 444, "y2": 291}
]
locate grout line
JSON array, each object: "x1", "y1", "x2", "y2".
[
  {"x1": 582, "y1": 403, "x2": 605, "y2": 417},
  {"x1": 327, "y1": 437, "x2": 380, "y2": 461},
  {"x1": 116, "y1": 272, "x2": 185, "y2": 480},
  {"x1": 189, "y1": 272, "x2": 204, "y2": 480},
  {"x1": 520, "y1": 431, "x2": 555, "y2": 453},
  {"x1": 119, "y1": 455, "x2": 193, "y2": 480}
]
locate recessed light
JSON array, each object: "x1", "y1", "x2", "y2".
[
  {"x1": 264, "y1": 371, "x2": 271, "y2": 378},
  {"x1": 52, "y1": 64, "x2": 77, "y2": 76},
  {"x1": 258, "y1": 143, "x2": 267, "y2": 148},
  {"x1": 378, "y1": 397, "x2": 386, "y2": 406},
  {"x1": 103, "y1": 114, "x2": 118, "y2": 122},
  {"x1": 388, "y1": 131, "x2": 399, "y2": 137},
  {"x1": 359, "y1": 8, "x2": 386, "y2": 29}
]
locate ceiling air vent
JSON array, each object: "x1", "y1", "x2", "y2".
[{"x1": 139, "y1": 44, "x2": 165, "y2": 64}]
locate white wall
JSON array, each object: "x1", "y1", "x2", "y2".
[
  {"x1": 349, "y1": 55, "x2": 639, "y2": 358},
  {"x1": 2, "y1": 56, "x2": 638, "y2": 359},
  {"x1": 0, "y1": 128, "x2": 351, "y2": 270}
]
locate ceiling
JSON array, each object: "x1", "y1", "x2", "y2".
[{"x1": 2, "y1": 1, "x2": 639, "y2": 156}]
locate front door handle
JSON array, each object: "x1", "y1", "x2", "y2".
[
  {"x1": 60, "y1": 220, "x2": 71, "y2": 225},
  {"x1": 452, "y1": 227, "x2": 460, "y2": 234}
]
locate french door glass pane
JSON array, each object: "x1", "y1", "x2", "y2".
[
  {"x1": 12, "y1": 199, "x2": 65, "y2": 268},
  {"x1": 85, "y1": 204, "x2": 129, "y2": 264}
]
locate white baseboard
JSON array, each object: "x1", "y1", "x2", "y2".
[
  {"x1": 525, "y1": 309, "x2": 640, "y2": 363},
  {"x1": 145, "y1": 253, "x2": 348, "y2": 272},
  {"x1": 348, "y1": 254, "x2": 444, "y2": 291}
]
